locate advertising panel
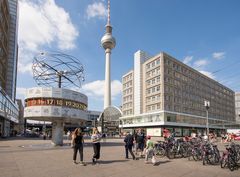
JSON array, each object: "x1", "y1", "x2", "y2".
[{"x1": 147, "y1": 128, "x2": 162, "y2": 136}]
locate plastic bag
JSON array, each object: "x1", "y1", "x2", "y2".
[{"x1": 151, "y1": 156, "x2": 156, "y2": 164}]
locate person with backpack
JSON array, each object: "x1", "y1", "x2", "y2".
[{"x1": 124, "y1": 132, "x2": 135, "y2": 160}]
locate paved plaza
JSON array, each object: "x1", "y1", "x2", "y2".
[{"x1": 0, "y1": 137, "x2": 239, "y2": 177}]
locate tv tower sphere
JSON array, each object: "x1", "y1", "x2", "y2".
[{"x1": 101, "y1": 28, "x2": 116, "y2": 50}]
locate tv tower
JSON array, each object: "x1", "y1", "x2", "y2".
[{"x1": 101, "y1": 0, "x2": 116, "y2": 109}]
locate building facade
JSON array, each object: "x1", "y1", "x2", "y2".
[
  {"x1": 235, "y1": 92, "x2": 240, "y2": 123},
  {"x1": 86, "y1": 110, "x2": 101, "y2": 127},
  {"x1": 6, "y1": 0, "x2": 18, "y2": 100},
  {"x1": 0, "y1": 0, "x2": 19, "y2": 137},
  {"x1": 16, "y1": 99, "x2": 24, "y2": 133},
  {"x1": 120, "y1": 50, "x2": 236, "y2": 136}
]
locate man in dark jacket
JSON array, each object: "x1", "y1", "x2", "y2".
[{"x1": 124, "y1": 132, "x2": 135, "y2": 160}]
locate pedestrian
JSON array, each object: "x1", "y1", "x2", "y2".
[
  {"x1": 124, "y1": 132, "x2": 135, "y2": 160},
  {"x1": 67, "y1": 130, "x2": 71, "y2": 140},
  {"x1": 144, "y1": 135, "x2": 156, "y2": 165},
  {"x1": 71, "y1": 128, "x2": 85, "y2": 165},
  {"x1": 133, "y1": 131, "x2": 138, "y2": 153},
  {"x1": 91, "y1": 128, "x2": 101, "y2": 164},
  {"x1": 163, "y1": 128, "x2": 170, "y2": 141},
  {"x1": 136, "y1": 129, "x2": 145, "y2": 157},
  {"x1": 102, "y1": 133, "x2": 106, "y2": 143}
]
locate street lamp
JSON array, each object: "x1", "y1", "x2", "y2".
[{"x1": 204, "y1": 100, "x2": 210, "y2": 138}]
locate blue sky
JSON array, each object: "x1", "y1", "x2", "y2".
[{"x1": 17, "y1": 0, "x2": 240, "y2": 111}]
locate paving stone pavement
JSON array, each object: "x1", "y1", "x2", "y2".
[{"x1": 0, "y1": 137, "x2": 239, "y2": 177}]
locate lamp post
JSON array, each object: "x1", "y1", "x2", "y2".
[{"x1": 204, "y1": 100, "x2": 210, "y2": 138}]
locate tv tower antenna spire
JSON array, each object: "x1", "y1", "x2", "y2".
[{"x1": 101, "y1": 0, "x2": 116, "y2": 109}]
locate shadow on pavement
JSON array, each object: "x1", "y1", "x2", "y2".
[
  {"x1": 86, "y1": 159, "x2": 128, "y2": 165},
  {"x1": 154, "y1": 160, "x2": 171, "y2": 166}
]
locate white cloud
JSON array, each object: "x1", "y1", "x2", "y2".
[
  {"x1": 81, "y1": 80, "x2": 122, "y2": 98},
  {"x1": 199, "y1": 71, "x2": 215, "y2": 79},
  {"x1": 86, "y1": 2, "x2": 107, "y2": 19},
  {"x1": 193, "y1": 59, "x2": 208, "y2": 68},
  {"x1": 18, "y1": 0, "x2": 78, "y2": 74},
  {"x1": 212, "y1": 52, "x2": 225, "y2": 60},
  {"x1": 183, "y1": 56, "x2": 193, "y2": 65}
]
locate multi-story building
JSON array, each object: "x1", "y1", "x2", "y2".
[
  {"x1": 0, "y1": 0, "x2": 19, "y2": 137},
  {"x1": 235, "y1": 92, "x2": 240, "y2": 123},
  {"x1": 6, "y1": 0, "x2": 18, "y2": 100},
  {"x1": 120, "y1": 50, "x2": 236, "y2": 136},
  {"x1": 86, "y1": 110, "x2": 101, "y2": 127},
  {"x1": 122, "y1": 70, "x2": 134, "y2": 116},
  {"x1": 16, "y1": 99, "x2": 24, "y2": 133}
]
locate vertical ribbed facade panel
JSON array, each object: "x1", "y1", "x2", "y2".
[
  {"x1": 134, "y1": 50, "x2": 151, "y2": 115},
  {"x1": 235, "y1": 93, "x2": 240, "y2": 123},
  {"x1": 6, "y1": 0, "x2": 18, "y2": 100}
]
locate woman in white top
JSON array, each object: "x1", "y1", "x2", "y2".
[{"x1": 91, "y1": 128, "x2": 101, "y2": 164}]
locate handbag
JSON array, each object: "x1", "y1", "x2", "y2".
[
  {"x1": 71, "y1": 138, "x2": 75, "y2": 148},
  {"x1": 151, "y1": 156, "x2": 156, "y2": 164}
]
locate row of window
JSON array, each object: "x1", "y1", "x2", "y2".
[
  {"x1": 236, "y1": 102, "x2": 240, "y2": 108},
  {"x1": 123, "y1": 88, "x2": 133, "y2": 96},
  {"x1": 0, "y1": 91, "x2": 19, "y2": 119},
  {"x1": 123, "y1": 95, "x2": 133, "y2": 103},
  {"x1": 164, "y1": 57, "x2": 233, "y2": 97},
  {"x1": 146, "y1": 76, "x2": 160, "y2": 86},
  {"x1": 146, "y1": 85, "x2": 160, "y2": 95},
  {"x1": 146, "y1": 58, "x2": 160, "y2": 70},
  {"x1": 123, "y1": 80, "x2": 133, "y2": 89},
  {"x1": 122, "y1": 102, "x2": 133, "y2": 109},
  {"x1": 123, "y1": 73, "x2": 133, "y2": 83},
  {"x1": 146, "y1": 103, "x2": 161, "y2": 112},
  {"x1": 146, "y1": 94, "x2": 160, "y2": 103},
  {"x1": 123, "y1": 109, "x2": 133, "y2": 116},
  {"x1": 146, "y1": 67, "x2": 160, "y2": 79}
]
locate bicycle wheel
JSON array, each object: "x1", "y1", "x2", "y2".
[
  {"x1": 187, "y1": 149, "x2": 193, "y2": 161},
  {"x1": 228, "y1": 162, "x2": 235, "y2": 171},
  {"x1": 193, "y1": 153, "x2": 199, "y2": 161},
  {"x1": 220, "y1": 157, "x2": 227, "y2": 168},
  {"x1": 167, "y1": 148, "x2": 175, "y2": 159},
  {"x1": 213, "y1": 153, "x2": 220, "y2": 164},
  {"x1": 156, "y1": 147, "x2": 165, "y2": 158},
  {"x1": 196, "y1": 150, "x2": 203, "y2": 161},
  {"x1": 202, "y1": 155, "x2": 206, "y2": 165}
]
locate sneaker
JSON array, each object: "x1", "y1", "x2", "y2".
[
  {"x1": 73, "y1": 161, "x2": 78, "y2": 164},
  {"x1": 95, "y1": 159, "x2": 99, "y2": 164},
  {"x1": 79, "y1": 161, "x2": 86, "y2": 166},
  {"x1": 92, "y1": 158, "x2": 96, "y2": 165}
]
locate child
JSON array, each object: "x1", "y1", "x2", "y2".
[{"x1": 145, "y1": 136, "x2": 156, "y2": 165}]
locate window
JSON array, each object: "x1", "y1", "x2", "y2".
[
  {"x1": 146, "y1": 63, "x2": 150, "y2": 69},
  {"x1": 152, "y1": 78, "x2": 155, "y2": 84},
  {"x1": 152, "y1": 62, "x2": 155, "y2": 67}
]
